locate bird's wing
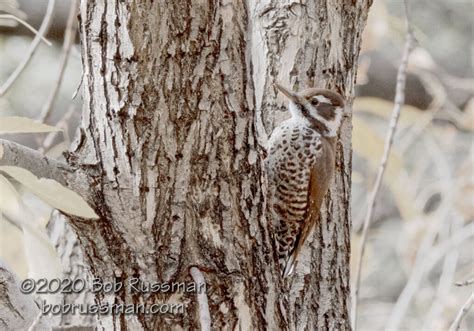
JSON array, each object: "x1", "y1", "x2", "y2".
[{"x1": 283, "y1": 149, "x2": 333, "y2": 277}]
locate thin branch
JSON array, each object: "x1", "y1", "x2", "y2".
[
  {"x1": 0, "y1": 14, "x2": 52, "y2": 46},
  {"x1": 0, "y1": 138, "x2": 71, "y2": 185},
  {"x1": 455, "y1": 277, "x2": 474, "y2": 287},
  {"x1": 72, "y1": 73, "x2": 83, "y2": 99},
  {"x1": 189, "y1": 267, "x2": 211, "y2": 331},
  {"x1": 386, "y1": 222, "x2": 474, "y2": 330},
  {"x1": 38, "y1": 0, "x2": 79, "y2": 124},
  {"x1": 0, "y1": 138, "x2": 93, "y2": 211},
  {"x1": 0, "y1": 2, "x2": 26, "y2": 22},
  {"x1": 39, "y1": 104, "x2": 76, "y2": 154},
  {"x1": 351, "y1": 1, "x2": 415, "y2": 329},
  {"x1": 449, "y1": 292, "x2": 474, "y2": 331},
  {"x1": 0, "y1": 0, "x2": 55, "y2": 96}
]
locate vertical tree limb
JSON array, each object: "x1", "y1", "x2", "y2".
[
  {"x1": 386, "y1": 223, "x2": 474, "y2": 330},
  {"x1": 0, "y1": 138, "x2": 93, "y2": 203},
  {"x1": 0, "y1": 14, "x2": 51, "y2": 46}
]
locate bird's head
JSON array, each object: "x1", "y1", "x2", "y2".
[{"x1": 275, "y1": 82, "x2": 347, "y2": 137}]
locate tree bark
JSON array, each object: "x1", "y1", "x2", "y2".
[
  {"x1": 0, "y1": 260, "x2": 52, "y2": 330},
  {"x1": 250, "y1": 1, "x2": 372, "y2": 329},
  {"x1": 72, "y1": 1, "x2": 270, "y2": 329},
  {"x1": 5, "y1": 0, "x2": 372, "y2": 329}
]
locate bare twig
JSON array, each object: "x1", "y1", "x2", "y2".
[
  {"x1": 39, "y1": 104, "x2": 75, "y2": 154},
  {"x1": 0, "y1": 0, "x2": 55, "y2": 96},
  {"x1": 351, "y1": 1, "x2": 415, "y2": 329},
  {"x1": 0, "y1": 138, "x2": 92, "y2": 202},
  {"x1": 455, "y1": 277, "x2": 474, "y2": 287},
  {"x1": 189, "y1": 267, "x2": 211, "y2": 331},
  {"x1": 449, "y1": 292, "x2": 474, "y2": 331},
  {"x1": 38, "y1": 0, "x2": 78, "y2": 123},
  {"x1": 0, "y1": 2, "x2": 26, "y2": 22},
  {"x1": 0, "y1": 14, "x2": 52, "y2": 46},
  {"x1": 72, "y1": 73, "x2": 83, "y2": 99},
  {"x1": 387, "y1": 135, "x2": 462, "y2": 330},
  {"x1": 422, "y1": 218, "x2": 460, "y2": 330},
  {"x1": 386, "y1": 222, "x2": 474, "y2": 330}
]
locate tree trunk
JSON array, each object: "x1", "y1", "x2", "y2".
[
  {"x1": 249, "y1": 1, "x2": 372, "y2": 329},
  {"x1": 62, "y1": 0, "x2": 371, "y2": 329}
]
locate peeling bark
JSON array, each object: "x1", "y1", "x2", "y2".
[{"x1": 71, "y1": 1, "x2": 271, "y2": 329}]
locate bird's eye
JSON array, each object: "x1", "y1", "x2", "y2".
[{"x1": 311, "y1": 98, "x2": 319, "y2": 106}]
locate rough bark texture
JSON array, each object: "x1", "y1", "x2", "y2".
[
  {"x1": 47, "y1": 215, "x2": 97, "y2": 329},
  {"x1": 250, "y1": 1, "x2": 372, "y2": 329},
  {"x1": 53, "y1": 0, "x2": 370, "y2": 330},
  {"x1": 0, "y1": 260, "x2": 51, "y2": 330},
  {"x1": 71, "y1": 1, "x2": 271, "y2": 329}
]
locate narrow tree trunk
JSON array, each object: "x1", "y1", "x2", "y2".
[
  {"x1": 250, "y1": 1, "x2": 372, "y2": 329},
  {"x1": 61, "y1": 1, "x2": 372, "y2": 329}
]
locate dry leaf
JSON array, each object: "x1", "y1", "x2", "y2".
[
  {"x1": 0, "y1": 116, "x2": 61, "y2": 134},
  {"x1": 0, "y1": 166, "x2": 98, "y2": 219}
]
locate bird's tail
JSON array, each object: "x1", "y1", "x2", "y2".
[
  {"x1": 275, "y1": 216, "x2": 302, "y2": 277},
  {"x1": 278, "y1": 240, "x2": 298, "y2": 277},
  {"x1": 281, "y1": 253, "x2": 297, "y2": 277}
]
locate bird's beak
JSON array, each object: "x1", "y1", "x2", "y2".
[{"x1": 274, "y1": 83, "x2": 298, "y2": 103}]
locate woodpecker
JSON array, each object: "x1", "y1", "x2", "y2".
[{"x1": 266, "y1": 83, "x2": 346, "y2": 277}]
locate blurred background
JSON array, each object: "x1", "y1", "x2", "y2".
[
  {"x1": 0, "y1": 0, "x2": 472, "y2": 330},
  {"x1": 352, "y1": 1, "x2": 473, "y2": 330}
]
